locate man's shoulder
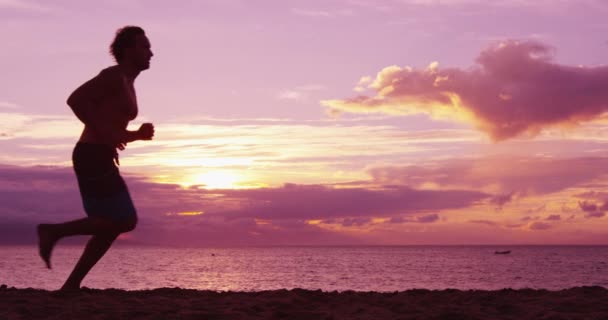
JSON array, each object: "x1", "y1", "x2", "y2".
[
  {"x1": 98, "y1": 65, "x2": 123, "y2": 78},
  {"x1": 95, "y1": 66, "x2": 126, "y2": 87}
]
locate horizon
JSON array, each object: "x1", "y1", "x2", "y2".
[
  {"x1": 4, "y1": 243, "x2": 608, "y2": 247},
  {"x1": 3, "y1": 0, "x2": 608, "y2": 246}
]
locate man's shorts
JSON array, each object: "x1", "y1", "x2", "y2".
[{"x1": 72, "y1": 142, "x2": 137, "y2": 221}]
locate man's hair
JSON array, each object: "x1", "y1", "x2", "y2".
[{"x1": 110, "y1": 26, "x2": 145, "y2": 63}]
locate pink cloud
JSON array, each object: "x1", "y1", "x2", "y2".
[
  {"x1": 322, "y1": 40, "x2": 608, "y2": 141},
  {"x1": 368, "y1": 156, "x2": 608, "y2": 197}
]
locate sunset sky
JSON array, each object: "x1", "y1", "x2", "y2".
[{"x1": 3, "y1": 0, "x2": 608, "y2": 245}]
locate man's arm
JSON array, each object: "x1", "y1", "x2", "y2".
[{"x1": 124, "y1": 123, "x2": 154, "y2": 143}]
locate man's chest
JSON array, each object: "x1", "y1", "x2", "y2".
[{"x1": 103, "y1": 89, "x2": 138, "y2": 120}]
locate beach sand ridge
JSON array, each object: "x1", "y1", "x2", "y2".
[{"x1": 2, "y1": 285, "x2": 607, "y2": 319}]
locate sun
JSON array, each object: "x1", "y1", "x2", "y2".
[{"x1": 190, "y1": 171, "x2": 241, "y2": 189}]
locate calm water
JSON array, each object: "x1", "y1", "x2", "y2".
[{"x1": 1, "y1": 246, "x2": 607, "y2": 291}]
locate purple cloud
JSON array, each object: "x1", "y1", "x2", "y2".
[
  {"x1": 545, "y1": 214, "x2": 561, "y2": 221},
  {"x1": 585, "y1": 212, "x2": 605, "y2": 219},
  {"x1": 490, "y1": 192, "x2": 514, "y2": 207},
  {"x1": 416, "y1": 213, "x2": 439, "y2": 223},
  {"x1": 323, "y1": 40, "x2": 608, "y2": 141},
  {"x1": 215, "y1": 184, "x2": 487, "y2": 220},
  {"x1": 386, "y1": 214, "x2": 440, "y2": 224},
  {"x1": 579, "y1": 201, "x2": 598, "y2": 212},
  {"x1": 528, "y1": 221, "x2": 552, "y2": 230},
  {"x1": 0, "y1": 164, "x2": 488, "y2": 245},
  {"x1": 388, "y1": 216, "x2": 405, "y2": 224},
  {"x1": 468, "y1": 220, "x2": 497, "y2": 226},
  {"x1": 341, "y1": 217, "x2": 370, "y2": 227}
]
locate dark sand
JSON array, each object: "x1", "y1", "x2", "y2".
[{"x1": 2, "y1": 285, "x2": 607, "y2": 319}]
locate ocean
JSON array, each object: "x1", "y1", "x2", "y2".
[{"x1": 2, "y1": 245, "x2": 607, "y2": 291}]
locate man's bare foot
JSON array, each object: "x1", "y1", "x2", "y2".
[
  {"x1": 59, "y1": 283, "x2": 81, "y2": 291},
  {"x1": 37, "y1": 224, "x2": 58, "y2": 269}
]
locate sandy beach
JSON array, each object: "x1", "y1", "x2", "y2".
[{"x1": 1, "y1": 285, "x2": 607, "y2": 320}]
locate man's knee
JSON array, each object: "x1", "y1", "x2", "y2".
[{"x1": 118, "y1": 217, "x2": 137, "y2": 233}]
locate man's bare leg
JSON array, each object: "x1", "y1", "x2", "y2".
[
  {"x1": 37, "y1": 217, "x2": 121, "y2": 269},
  {"x1": 61, "y1": 233, "x2": 119, "y2": 291}
]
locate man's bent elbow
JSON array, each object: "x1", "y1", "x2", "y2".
[
  {"x1": 66, "y1": 96, "x2": 80, "y2": 115},
  {"x1": 66, "y1": 91, "x2": 79, "y2": 109}
]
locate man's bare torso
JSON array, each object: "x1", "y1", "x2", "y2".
[{"x1": 79, "y1": 66, "x2": 139, "y2": 144}]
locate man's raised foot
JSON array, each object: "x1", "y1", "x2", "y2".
[{"x1": 37, "y1": 224, "x2": 58, "y2": 269}]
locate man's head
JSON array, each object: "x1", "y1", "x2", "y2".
[{"x1": 110, "y1": 26, "x2": 153, "y2": 70}]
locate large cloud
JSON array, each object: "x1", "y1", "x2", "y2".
[
  {"x1": 322, "y1": 40, "x2": 608, "y2": 141},
  {"x1": 214, "y1": 184, "x2": 486, "y2": 220},
  {"x1": 0, "y1": 164, "x2": 488, "y2": 245}
]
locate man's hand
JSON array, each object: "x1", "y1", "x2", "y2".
[{"x1": 137, "y1": 123, "x2": 155, "y2": 140}]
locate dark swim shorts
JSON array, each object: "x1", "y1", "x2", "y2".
[{"x1": 72, "y1": 142, "x2": 137, "y2": 221}]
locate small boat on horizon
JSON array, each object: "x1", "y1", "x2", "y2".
[{"x1": 494, "y1": 250, "x2": 511, "y2": 255}]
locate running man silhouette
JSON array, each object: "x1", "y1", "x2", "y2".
[{"x1": 37, "y1": 26, "x2": 154, "y2": 290}]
